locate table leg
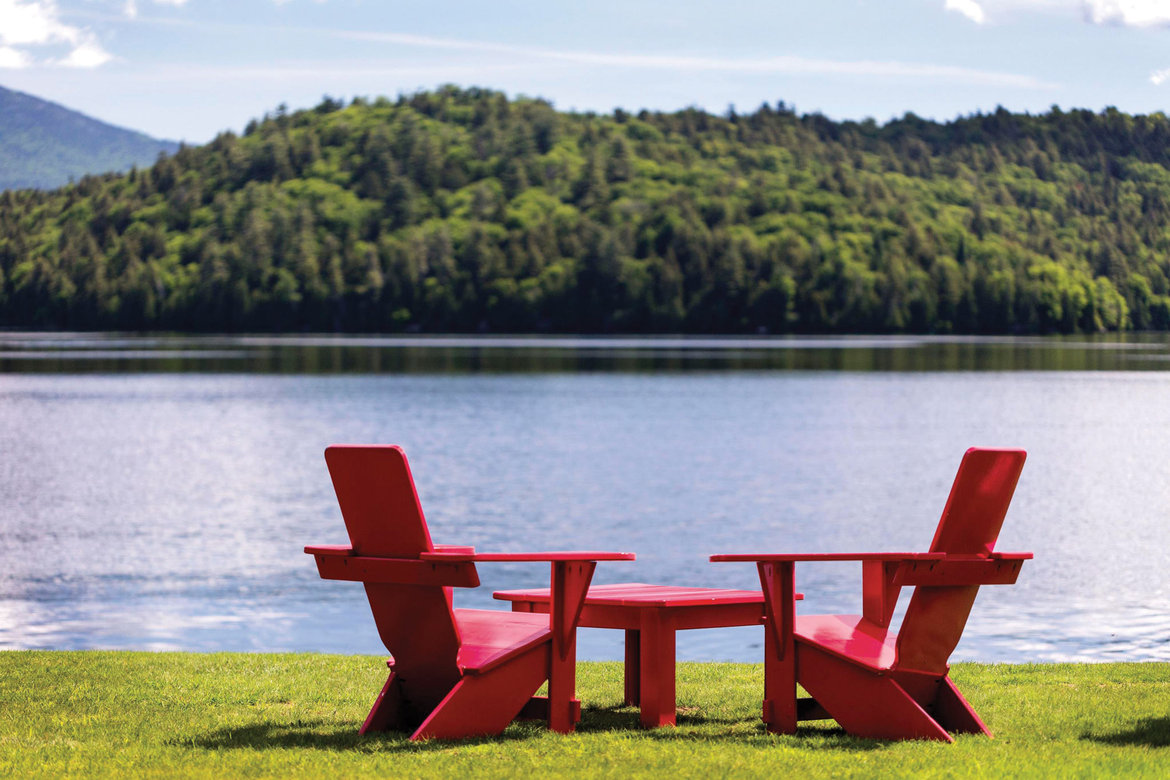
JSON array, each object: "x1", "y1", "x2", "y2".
[
  {"x1": 638, "y1": 608, "x2": 676, "y2": 728},
  {"x1": 624, "y1": 629, "x2": 641, "y2": 706}
]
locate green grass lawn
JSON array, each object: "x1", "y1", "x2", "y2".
[{"x1": 1, "y1": 652, "x2": 1168, "y2": 778}]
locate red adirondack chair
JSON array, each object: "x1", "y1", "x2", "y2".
[
  {"x1": 712, "y1": 447, "x2": 1031, "y2": 742},
  {"x1": 305, "y1": 445, "x2": 634, "y2": 740}
]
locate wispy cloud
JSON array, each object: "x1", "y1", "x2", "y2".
[
  {"x1": 334, "y1": 30, "x2": 1055, "y2": 88},
  {"x1": 111, "y1": 61, "x2": 534, "y2": 83},
  {"x1": 1150, "y1": 67, "x2": 1170, "y2": 86},
  {"x1": 56, "y1": 12, "x2": 1055, "y2": 89},
  {"x1": 945, "y1": 0, "x2": 987, "y2": 24},
  {"x1": 119, "y1": 0, "x2": 188, "y2": 21},
  {"x1": 0, "y1": 0, "x2": 113, "y2": 69}
]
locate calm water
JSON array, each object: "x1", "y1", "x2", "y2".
[{"x1": 2, "y1": 332, "x2": 1169, "y2": 664}]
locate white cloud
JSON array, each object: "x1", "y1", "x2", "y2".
[
  {"x1": 955, "y1": 1, "x2": 1170, "y2": 26},
  {"x1": 0, "y1": 0, "x2": 113, "y2": 68},
  {"x1": 0, "y1": 0, "x2": 78, "y2": 46},
  {"x1": 1084, "y1": 0, "x2": 1170, "y2": 26},
  {"x1": 0, "y1": 44, "x2": 31, "y2": 68},
  {"x1": 946, "y1": 0, "x2": 987, "y2": 23},
  {"x1": 58, "y1": 40, "x2": 113, "y2": 68},
  {"x1": 1150, "y1": 68, "x2": 1170, "y2": 85}
]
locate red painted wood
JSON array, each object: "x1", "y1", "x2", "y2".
[
  {"x1": 928, "y1": 447, "x2": 1026, "y2": 556},
  {"x1": 422, "y1": 550, "x2": 635, "y2": 562},
  {"x1": 711, "y1": 447, "x2": 1031, "y2": 743},
  {"x1": 497, "y1": 600, "x2": 769, "y2": 632},
  {"x1": 517, "y1": 695, "x2": 582, "y2": 723},
  {"x1": 307, "y1": 444, "x2": 633, "y2": 740},
  {"x1": 433, "y1": 544, "x2": 476, "y2": 554},
  {"x1": 758, "y1": 561, "x2": 797, "y2": 734},
  {"x1": 891, "y1": 557, "x2": 1027, "y2": 587},
  {"x1": 638, "y1": 608, "x2": 676, "y2": 728},
  {"x1": 989, "y1": 552, "x2": 1033, "y2": 560},
  {"x1": 794, "y1": 614, "x2": 897, "y2": 671},
  {"x1": 495, "y1": 582, "x2": 780, "y2": 729},
  {"x1": 861, "y1": 560, "x2": 902, "y2": 627},
  {"x1": 359, "y1": 670, "x2": 404, "y2": 735},
  {"x1": 710, "y1": 552, "x2": 944, "y2": 562},
  {"x1": 304, "y1": 544, "x2": 354, "y2": 556},
  {"x1": 624, "y1": 629, "x2": 641, "y2": 706},
  {"x1": 312, "y1": 554, "x2": 481, "y2": 588},
  {"x1": 495, "y1": 583, "x2": 772, "y2": 609},
  {"x1": 896, "y1": 448, "x2": 1028, "y2": 676},
  {"x1": 452, "y1": 609, "x2": 551, "y2": 673},
  {"x1": 931, "y1": 675, "x2": 993, "y2": 736},
  {"x1": 796, "y1": 643, "x2": 953, "y2": 742},
  {"x1": 324, "y1": 445, "x2": 435, "y2": 558},
  {"x1": 548, "y1": 561, "x2": 596, "y2": 733},
  {"x1": 412, "y1": 644, "x2": 551, "y2": 741}
]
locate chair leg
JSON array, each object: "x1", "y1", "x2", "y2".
[
  {"x1": 410, "y1": 644, "x2": 549, "y2": 741},
  {"x1": 762, "y1": 616, "x2": 798, "y2": 734},
  {"x1": 933, "y1": 676, "x2": 992, "y2": 736},
  {"x1": 548, "y1": 560, "x2": 596, "y2": 734},
  {"x1": 890, "y1": 669, "x2": 992, "y2": 737},
  {"x1": 359, "y1": 670, "x2": 405, "y2": 735},
  {"x1": 797, "y1": 645, "x2": 953, "y2": 742},
  {"x1": 759, "y1": 561, "x2": 798, "y2": 734}
]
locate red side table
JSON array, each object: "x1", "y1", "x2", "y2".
[{"x1": 494, "y1": 582, "x2": 800, "y2": 728}]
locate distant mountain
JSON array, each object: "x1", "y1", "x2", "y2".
[{"x1": 0, "y1": 84, "x2": 179, "y2": 191}]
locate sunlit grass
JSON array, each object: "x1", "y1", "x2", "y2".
[{"x1": 1, "y1": 652, "x2": 1168, "y2": 778}]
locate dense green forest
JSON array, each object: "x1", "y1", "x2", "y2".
[
  {"x1": 0, "y1": 84, "x2": 178, "y2": 191},
  {"x1": 3, "y1": 86, "x2": 1170, "y2": 333}
]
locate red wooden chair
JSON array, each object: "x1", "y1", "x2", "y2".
[
  {"x1": 712, "y1": 447, "x2": 1031, "y2": 742},
  {"x1": 305, "y1": 445, "x2": 634, "y2": 740}
]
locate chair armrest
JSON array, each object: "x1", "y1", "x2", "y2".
[
  {"x1": 308, "y1": 553, "x2": 481, "y2": 588},
  {"x1": 893, "y1": 554, "x2": 1032, "y2": 587},
  {"x1": 433, "y1": 544, "x2": 477, "y2": 555},
  {"x1": 420, "y1": 550, "x2": 636, "y2": 563},
  {"x1": 710, "y1": 552, "x2": 944, "y2": 563},
  {"x1": 304, "y1": 544, "x2": 353, "y2": 556},
  {"x1": 305, "y1": 544, "x2": 478, "y2": 556},
  {"x1": 989, "y1": 551, "x2": 1033, "y2": 561}
]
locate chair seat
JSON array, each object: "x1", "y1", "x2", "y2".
[
  {"x1": 794, "y1": 614, "x2": 897, "y2": 672},
  {"x1": 454, "y1": 608, "x2": 551, "y2": 675}
]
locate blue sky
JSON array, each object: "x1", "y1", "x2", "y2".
[{"x1": 1, "y1": 0, "x2": 1170, "y2": 142}]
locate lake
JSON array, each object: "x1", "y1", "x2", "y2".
[{"x1": 1, "y1": 332, "x2": 1169, "y2": 664}]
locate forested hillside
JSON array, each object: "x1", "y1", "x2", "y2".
[
  {"x1": 2, "y1": 86, "x2": 1170, "y2": 333},
  {"x1": 0, "y1": 85, "x2": 178, "y2": 191}
]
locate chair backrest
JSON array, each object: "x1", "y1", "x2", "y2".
[
  {"x1": 325, "y1": 444, "x2": 437, "y2": 558},
  {"x1": 894, "y1": 447, "x2": 1027, "y2": 675},
  {"x1": 324, "y1": 445, "x2": 464, "y2": 711}
]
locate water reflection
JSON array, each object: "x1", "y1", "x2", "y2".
[
  {"x1": 0, "y1": 335, "x2": 1169, "y2": 662},
  {"x1": 0, "y1": 331, "x2": 1169, "y2": 373}
]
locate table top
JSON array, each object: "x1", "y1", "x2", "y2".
[{"x1": 494, "y1": 581, "x2": 798, "y2": 608}]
